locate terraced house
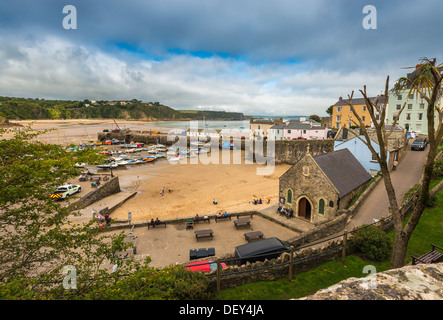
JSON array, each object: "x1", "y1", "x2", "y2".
[
  {"x1": 332, "y1": 95, "x2": 386, "y2": 129},
  {"x1": 386, "y1": 89, "x2": 441, "y2": 135}
]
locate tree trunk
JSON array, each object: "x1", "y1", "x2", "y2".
[{"x1": 390, "y1": 230, "x2": 411, "y2": 268}]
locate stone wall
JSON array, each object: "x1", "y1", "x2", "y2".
[
  {"x1": 274, "y1": 139, "x2": 334, "y2": 165},
  {"x1": 70, "y1": 176, "x2": 121, "y2": 211}
]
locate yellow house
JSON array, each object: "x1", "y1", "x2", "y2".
[
  {"x1": 332, "y1": 96, "x2": 386, "y2": 129},
  {"x1": 249, "y1": 119, "x2": 276, "y2": 139}
]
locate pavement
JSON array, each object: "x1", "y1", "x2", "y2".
[
  {"x1": 347, "y1": 145, "x2": 427, "y2": 229},
  {"x1": 106, "y1": 213, "x2": 301, "y2": 268}
]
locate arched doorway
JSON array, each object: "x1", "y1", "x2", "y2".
[{"x1": 298, "y1": 197, "x2": 311, "y2": 221}]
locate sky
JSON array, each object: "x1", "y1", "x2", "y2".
[{"x1": 0, "y1": 0, "x2": 442, "y2": 116}]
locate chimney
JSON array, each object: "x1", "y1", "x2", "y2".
[{"x1": 339, "y1": 97, "x2": 342, "y2": 101}]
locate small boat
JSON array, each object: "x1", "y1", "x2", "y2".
[
  {"x1": 168, "y1": 155, "x2": 184, "y2": 162},
  {"x1": 116, "y1": 161, "x2": 128, "y2": 166},
  {"x1": 156, "y1": 153, "x2": 166, "y2": 158},
  {"x1": 75, "y1": 163, "x2": 86, "y2": 168},
  {"x1": 144, "y1": 156, "x2": 156, "y2": 162},
  {"x1": 134, "y1": 159, "x2": 146, "y2": 164}
]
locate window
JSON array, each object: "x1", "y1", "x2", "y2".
[
  {"x1": 277, "y1": 130, "x2": 280, "y2": 134},
  {"x1": 418, "y1": 113, "x2": 423, "y2": 121},
  {"x1": 362, "y1": 116, "x2": 365, "y2": 122},
  {"x1": 396, "y1": 104, "x2": 401, "y2": 110},
  {"x1": 303, "y1": 166, "x2": 310, "y2": 176},
  {"x1": 363, "y1": 106, "x2": 366, "y2": 112},
  {"x1": 337, "y1": 106, "x2": 342, "y2": 112},
  {"x1": 318, "y1": 199, "x2": 325, "y2": 216},
  {"x1": 416, "y1": 124, "x2": 422, "y2": 131},
  {"x1": 406, "y1": 113, "x2": 411, "y2": 120},
  {"x1": 419, "y1": 103, "x2": 425, "y2": 109},
  {"x1": 287, "y1": 189, "x2": 293, "y2": 204},
  {"x1": 375, "y1": 114, "x2": 380, "y2": 121},
  {"x1": 288, "y1": 129, "x2": 291, "y2": 133},
  {"x1": 392, "y1": 114, "x2": 398, "y2": 121},
  {"x1": 303, "y1": 130, "x2": 306, "y2": 134},
  {"x1": 336, "y1": 115, "x2": 341, "y2": 121},
  {"x1": 407, "y1": 104, "x2": 413, "y2": 110},
  {"x1": 371, "y1": 153, "x2": 378, "y2": 162},
  {"x1": 409, "y1": 94, "x2": 414, "y2": 99},
  {"x1": 397, "y1": 95, "x2": 402, "y2": 101}
]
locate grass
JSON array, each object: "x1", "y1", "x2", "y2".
[{"x1": 213, "y1": 176, "x2": 443, "y2": 300}]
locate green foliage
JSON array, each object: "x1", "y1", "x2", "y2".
[
  {"x1": 433, "y1": 159, "x2": 443, "y2": 177},
  {"x1": 352, "y1": 226, "x2": 392, "y2": 262},
  {"x1": 0, "y1": 96, "x2": 244, "y2": 121},
  {"x1": 0, "y1": 127, "x2": 140, "y2": 297}
]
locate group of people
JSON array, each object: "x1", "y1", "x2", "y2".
[
  {"x1": 277, "y1": 206, "x2": 294, "y2": 219},
  {"x1": 150, "y1": 217, "x2": 162, "y2": 225},
  {"x1": 160, "y1": 187, "x2": 172, "y2": 196},
  {"x1": 92, "y1": 209, "x2": 112, "y2": 227},
  {"x1": 91, "y1": 180, "x2": 101, "y2": 188},
  {"x1": 250, "y1": 197, "x2": 271, "y2": 205}
]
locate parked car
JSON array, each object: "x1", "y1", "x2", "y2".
[
  {"x1": 234, "y1": 237, "x2": 291, "y2": 265},
  {"x1": 185, "y1": 260, "x2": 228, "y2": 272},
  {"x1": 50, "y1": 184, "x2": 81, "y2": 200},
  {"x1": 411, "y1": 138, "x2": 427, "y2": 151}
]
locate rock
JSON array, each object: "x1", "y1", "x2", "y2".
[{"x1": 301, "y1": 263, "x2": 443, "y2": 300}]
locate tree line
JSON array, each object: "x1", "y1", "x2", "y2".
[{"x1": 0, "y1": 97, "x2": 245, "y2": 121}]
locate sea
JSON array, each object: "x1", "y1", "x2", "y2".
[{"x1": 147, "y1": 116, "x2": 304, "y2": 131}]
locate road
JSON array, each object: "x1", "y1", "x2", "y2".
[{"x1": 347, "y1": 145, "x2": 428, "y2": 229}]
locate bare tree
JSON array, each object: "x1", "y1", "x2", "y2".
[{"x1": 345, "y1": 58, "x2": 443, "y2": 268}]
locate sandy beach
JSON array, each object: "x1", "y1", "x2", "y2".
[
  {"x1": 109, "y1": 152, "x2": 290, "y2": 221},
  {"x1": 6, "y1": 119, "x2": 290, "y2": 222}
]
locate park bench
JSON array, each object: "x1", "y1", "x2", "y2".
[
  {"x1": 194, "y1": 215, "x2": 210, "y2": 224},
  {"x1": 411, "y1": 244, "x2": 443, "y2": 265},
  {"x1": 234, "y1": 218, "x2": 251, "y2": 230},
  {"x1": 244, "y1": 231, "x2": 264, "y2": 242},
  {"x1": 194, "y1": 229, "x2": 214, "y2": 241},
  {"x1": 147, "y1": 221, "x2": 166, "y2": 229},
  {"x1": 190, "y1": 247, "x2": 215, "y2": 260},
  {"x1": 215, "y1": 214, "x2": 231, "y2": 222}
]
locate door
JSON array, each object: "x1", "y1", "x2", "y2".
[{"x1": 298, "y1": 197, "x2": 311, "y2": 220}]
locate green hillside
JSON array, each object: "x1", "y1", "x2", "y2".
[{"x1": 0, "y1": 97, "x2": 244, "y2": 121}]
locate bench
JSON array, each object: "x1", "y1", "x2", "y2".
[
  {"x1": 234, "y1": 218, "x2": 251, "y2": 230},
  {"x1": 244, "y1": 231, "x2": 264, "y2": 242},
  {"x1": 411, "y1": 244, "x2": 443, "y2": 265},
  {"x1": 147, "y1": 221, "x2": 166, "y2": 229},
  {"x1": 190, "y1": 247, "x2": 215, "y2": 260},
  {"x1": 194, "y1": 216, "x2": 210, "y2": 224},
  {"x1": 236, "y1": 213, "x2": 253, "y2": 219},
  {"x1": 194, "y1": 229, "x2": 214, "y2": 241},
  {"x1": 215, "y1": 214, "x2": 231, "y2": 222}
]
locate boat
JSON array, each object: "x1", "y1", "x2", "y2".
[
  {"x1": 116, "y1": 160, "x2": 129, "y2": 166},
  {"x1": 134, "y1": 159, "x2": 146, "y2": 164},
  {"x1": 168, "y1": 155, "x2": 184, "y2": 162},
  {"x1": 75, "y1": 163, "x2": 86, "y2": 168}
]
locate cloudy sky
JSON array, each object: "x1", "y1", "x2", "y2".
[{"x1": 0, "y1": 0, "x2": 442, "y2": 116}]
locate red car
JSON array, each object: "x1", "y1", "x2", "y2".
[{"x1": 186, "y1": 260, "x2": 228, "y2": 272}]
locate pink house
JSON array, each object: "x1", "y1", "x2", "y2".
[{"x1": 282, "y1": 121, "x2": 328, "y2": 140}]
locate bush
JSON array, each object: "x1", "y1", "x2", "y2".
[{"x1": 351, "y1": 226, "x2": 392, "y2": 262}]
